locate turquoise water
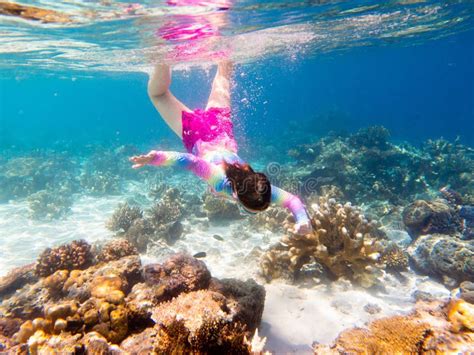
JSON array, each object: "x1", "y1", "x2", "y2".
[{"x1": 0, "y1": 0, "x2": 473, "y2": 352}]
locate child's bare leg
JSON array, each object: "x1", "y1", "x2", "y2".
[
  {"x1": 148, "y1": 64, "x2": 190, "y2": 138},
  {"x1": 206, "y1": 61, "x2": 233, "y2": 110}
]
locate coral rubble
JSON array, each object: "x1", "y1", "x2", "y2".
[{"x1": 261, "y1": 195, "x2": 388, "y2": 287}]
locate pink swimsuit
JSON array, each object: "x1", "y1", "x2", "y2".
[
  {"x1": 182, "y1": 107, "x2": 236, "y2": 154},
  {"x1": 147, "y1": 107, "x2": 311, "y2": 226}
]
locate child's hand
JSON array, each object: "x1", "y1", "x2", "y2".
[
  {"x1": 129, "y1": 150, "x2": 160, "y2": 168},
  {"x1": 292, "y1": 221, "x2": 313, "y2": 235}
]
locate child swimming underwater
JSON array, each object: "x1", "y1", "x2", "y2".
[{"x1": 130, "y1": 62, "x2": 312, "y2": 235}]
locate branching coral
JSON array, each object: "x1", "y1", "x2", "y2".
[
  {"x1": 106, "y1": 203, "x2": 143, "y2": 233},
  {"x1": 261, "y1": 195, "x2": 387, "y2": 287},
  {"x1": 107, "y1": 203, "x2": 153, "y2": 251},
  {"x1": 146, "y1": 188, "x2": 184, "y2": 244},
  {"x1": 27, "y1": 188, "x2": 74, "y2": 220},
  {"x1": 96, "y1": 239, "x2": 138, "y2": 263},
  {"x1": 349, "y1": 125, "x2": 391, "y2": 150},
  {"x1": 250, "y1": 206, "x2": 292, "y2": 233},
  {"x1": 35, "y1": 240, "x2": 92, "y2": 277}
]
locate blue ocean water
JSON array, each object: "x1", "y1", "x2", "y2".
[
  {"x1": 1, "y1": 29, "x2": 473, "y2": 149},
  {"x1": 1, "y1": 1, "x2": 473, "y2": 151},
  {"x1": 0, "y1": 1, "x2": 473, "y2": 352}
]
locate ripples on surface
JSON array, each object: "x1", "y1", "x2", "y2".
[{"x1": 0, "y1": 0, "x2": 473, "y2": 74}]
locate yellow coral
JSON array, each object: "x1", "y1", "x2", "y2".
[
  {"x1": 314, "y1": 300, "x2": 474, "y2": 354},
  {"x1": 90, "y1": 275, "x2": 124, "y2": 303},
  {"x1": 448, "y1": 299, "x2": 474, "y2": 332},
  {"x1": 338, "y1": 316, "x2": 432, "y2": 353},
  {"x1": 261, "y1": 195, "x2": 386, "y2": 287}
]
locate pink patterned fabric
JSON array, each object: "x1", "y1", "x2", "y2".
[
  {"x1": 167, "y1": 0, "x2": 231, "y2": 8},
  {"x1": 157, "y1": 20, "x2": 218, "y2": 42},
  {"x1": 182, "y1": 107, "x2": 236, "y2": 153},
  {"x1": 157, "y1": 15, "x2": 229, "y2": 61}
]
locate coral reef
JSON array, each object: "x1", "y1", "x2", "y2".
[
  {"x1": 107, "y1": 188, "x2": 187, "y2": 250},
  {"x1": 78, "y1": 146, "x2": 141, "y2": 196},
  {"x1": 0, "y1": 145, "x2": 150, "y2": 217},
  {"x1": 147, "y1": 187, "x2": 184, "y2": 244},
  {"x1": 313, "y1": 299, "x2": 474, "y2": 354},
  {"x1": 35, "y1": 240, "x2": 93, "y2": 277},
  {"x1": 459, "y1": 281, "x2": 474, "y2": 304},
  {"x1": 204, "y1": 193, "x2": 242, "y2": 221},
  {"x1": 0, "y1": 1, "x2": 72, "y2": 23},
  {"x1": 403, "y1": 199, "x2": 462, "y2": 239},
  {"x1": 126, "y1": 253, "x2": 212, "y2": 326},
  {"x1": 448, "y1": 299, "x2": 474, "y2": 332},
  {"x1": 80, "y1": 171, "x2": 121, "y2": 195},
  {"x1": 349, "y1": 125, "x2": 391, "y2": 150},
  {"x1": 286, "y1": 127, "x2": 473, "y2": 208},
  {"x1": 106, "y1": 202, "x2": 143, "y2": 233},
  {"x1": 460, "y1": 205, "x2": 474, "y2": 240},
  {"x1": 96, "y1": 238, "x2": 138, "y2": 263},
  {"x1": 408, "y1": 234, "x2": 474, "y2": 287},
  {"x1": 27, "y1": 188, "x2": 74, "y2": 220},
  {"x1": 0, "y1": 317, "x2": 22, "y2": 338},
  {"x1": 209, "y1": 278, "x2": 266, "y2": 333},
  {"x1": 261, "y1": 195, "x2": 388, "y2": 287},
  {"x1": 250, "y1": 206, "x2": 292, "y2": 233},
  {"x1": 0, "y1": 243, "x2": 265, "y2": 354},
  {"x1": 0, "y1": 263, "x2": 37, "y2": 298},
  {"x1": 0, "y1": 153, "x2": 78, "y2": 202},
  {"x1": 152, "y1": 290, "x2": 250, "y2": 353},
  {"x1": 380, "y1": 244, "x2": 409, "y2": 272}
]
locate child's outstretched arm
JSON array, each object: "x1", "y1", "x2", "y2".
[
  {"x1": 130, "y1": 150, "x2": 224, "y2": 187},
  {"x1": 148, "y1": 64, "x2": 191, "y2": 138},
  {"x1": 270, "y1": 186, "x2": 313, "y2": 235}
]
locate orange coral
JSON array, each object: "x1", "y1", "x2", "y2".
[
  {"x1": 448, "y1": 299, "x2": 474, "y2": 332},
  {"x1": 314, "y1": 299, "x2": 474, "y2": 354},
  {"x1": 0, "y1": 1, "x2": 72, "y2": 23},
  {"x1": 331, "y1": 316, "x2": 432, "y2": 353}
]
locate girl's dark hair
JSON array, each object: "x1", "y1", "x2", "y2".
[{"x1": 223, "y1": 162, "x2": 271, "y2": 211}]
